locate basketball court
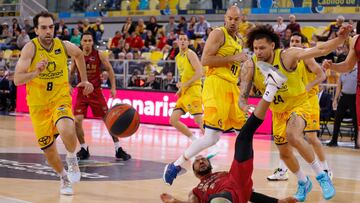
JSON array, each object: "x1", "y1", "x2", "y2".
[{"x1": 0, "y1": 114, "x2": 359, "y2": 203}]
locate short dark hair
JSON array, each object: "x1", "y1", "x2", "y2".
[
  {"x1": 33, "y1": 11, "x2": 55, "y2": 28},
  {"x1": 291, "y1": 32, "x2": 308, "y2": 44},
  {"x1": 80, "y1": 31, "x2": 94, "y2": 41},
  {"x1": 246, "y1": 24, "x2": 280, "y2": 52}
]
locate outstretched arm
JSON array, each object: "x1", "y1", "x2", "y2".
[
  {"x1": 323, "y1": 35, "x2": 359, "y2": 73},
  {"x1": 239, "y1": 59, "x2": 255, "y2": 112},
  {"x1": 303, "y1": 58, "x2": 326, "y2": 92},
  {"x1": 160, "y1": 192, "x2": 199, "y2": 203}
]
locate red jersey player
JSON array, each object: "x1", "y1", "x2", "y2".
[
  {"x1": 70, "y1": 32, "x2": 131, "y2": 160},
  {"x1": 323, "y1": 25, "x2": 360, "y2": 149}
]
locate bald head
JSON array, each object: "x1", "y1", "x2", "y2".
[{"x1": 224, "y1": 5, "x2": 241, "y2": 35}]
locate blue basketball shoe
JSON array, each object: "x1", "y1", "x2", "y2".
[
  {"x1": 294, "y1": 176, "x2": 312, "y2": 202},
  {"x1": 317, "y1": 172, "x2": 336, "y2": 200},
  {"x1": 163, "y1": 163, "x2": 181, "y2": 185}
]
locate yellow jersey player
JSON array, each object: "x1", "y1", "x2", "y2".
[
  {"x1": 240, "y1": 25, "x2": 351, "y2": 201},
  {"x1": 267, "y1": 32, "x2": 333, "y2": 181},
  {"x1": 163, "y1": 5, "x2": 248, "y2": 185},
  {"x1": 14, "y1": 11, "x2": 93, "y2": 195},
  {"x1": 171, "y1": 33, "x2": 203, "y2": 140}
]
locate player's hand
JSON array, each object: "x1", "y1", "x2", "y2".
[
  {"x1": 110, "y1": 88, "x2": 116, "y2": 98},
  {"x1": 175, "y1": 88, "x2": 182, "y2": 97},
  {"x1": 176, "y1": 82, "x2": 182, "y2": 88},
  {"x1": 160, "y1": 193, "x2": 178, "y2": 203},
  {"x1": 34, "y1": 59, "x2": 48, "y2": 75},
  {"x1": 278, "y1": 196, "x2": 298, "y2": 203},
  {"x1": 234, "y1": 52, "x2": 249, "y2": 63},
  {"x1": 322, "y1": 59, "x2": 333, "y2": 70},
  {"x1": 77, "y1": 81, "x2": 94, "y2": 96},
  {"x1": 337, "y1": 24, "x2": 352, "y2": 39}
]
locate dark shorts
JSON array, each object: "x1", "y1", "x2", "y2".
[{"x1": 74, "y1": 88, "x2": 108, "y2": 118}]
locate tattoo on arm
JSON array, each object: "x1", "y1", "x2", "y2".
[{"x1": 239, "y1": 62, "x2": 254, "y2": 109}]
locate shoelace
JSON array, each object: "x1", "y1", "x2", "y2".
[
  {"x1": 319, "y1": 177, "x2": 331, "y2": 191},
  {"x1": 295, "y1": 183, "x2": 306, "y2": 197}
]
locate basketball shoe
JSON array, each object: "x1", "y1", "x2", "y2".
[
  {"x1": 60, "y1": 175, "x2": 73, "y2": 195},
  {"x1": 324, "y1": 169, "x2": 334, "y2": 181},
  {"x1": 267, "y1": 168, "x2": 289, "y2": 181},
  {"x1": 294, "y1": 176, "x2": 312, "y2": 202},
  {"x1": 115, "y1": 147, "x2": 131, "y2": 161},
  {"x1": 76, "y1": 147, "x2": 90, "y2": 160},
  {"x1": 163, "y1": 163, "x2": 181, "y2": 185},
  {"x1": 66, "y1": 156, "x2": 81, "y2": 183},
  {"x1": 317, "y1": 172, "x2": 336, "y2": 200},
  {"x1": 256, "y1": 61, "x2": 287, "y2": 89}
]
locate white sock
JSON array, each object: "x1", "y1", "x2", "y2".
[
  {"x1": 279, "y1": 160, "x2": 288, "y2": 171},
  {"x1": 174, "y1": 154, "x2": 187, "y2": 166},
  {"x1": 66, "y1": 151, "x2": 76, "y2": 158},
  {"x1": 114, "y1": 142, "x2": 120, "y2": 151},
  {"x1": 321, "y1": 160, "x2": 329, "y2": 171},
  {"x1": 174, "y1": 128, "x2": 221, "y2": 167},
  {"x1": 262, "y1": 85, "x2": 278, "y2": 102},
  {"x1": 80, "y1": 143, "x2": 88, "y2": 149},
  {"x1": 58, "y1": 169, "x2": 67, "y2": 177},
  {"x1": 295, "y1": 170, "x2": 308, "y2": 182},
  {"x1": 311, "y1": 160, "x2": 324, "y2": 176}
]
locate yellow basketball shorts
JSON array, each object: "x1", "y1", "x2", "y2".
[
  {"x1": 174, "y1": 85, "x2": 202, "y2": 115},
  {"x1": 272, "y1": 100, "x2": 310, "y2": 145},
  {"x1": 202, "y1": 76, "x2": 246, "y2": 132},
  {"x1": 29, "y1": 101, "x2": 74, "y2": 150},
  {"x1": 304, "y1": 94, "x2": 320, "y2": 132}
]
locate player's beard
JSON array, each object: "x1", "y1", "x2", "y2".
[{"x1": 196, "y1": 165, "x2": 212, "y2": 177}]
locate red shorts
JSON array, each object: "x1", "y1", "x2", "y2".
[
  {"x1": 74, "y1": 88, "x2": 108, "y2": 118},
  {"x1": 357, "y1": 88, "x2": 360, "y2": 128},
  {"x1": 227, "y1": 159, "x2": 253, "y2": 203}
]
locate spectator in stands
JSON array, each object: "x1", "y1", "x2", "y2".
[
  {"x1": 76, "y1": 20, "x2": 84, "y2": 34},
  {"x1": 135, "y1": 18, "x2": 146, "y2": 38},
  {"x1": 322, "y1": 15, "x2": 344, "y2": 41},
  {"x1": 70, "y1": 28, "x2": 81, "y2": 46},
  {"x1": 0, "y1": 22, "x2": 11, "y2": 39},
  {"x1": 55, "y1": 19, "x2": 67, "y2": 38},
  {"x1": 203, "y1": 27, "x2": 213, "y2": 42},
  {"x1": 187, "y1": 16, "x2": 197, "y2": 39},
  {"x1": 110, "y1": 31, "x2": 123, "y2": 58},
  {"x1": 144, "y1": 30, "x2": 156, "y2": 51},
  {"x1": 281, "y1": 28, "x2": 292, "y2": 48},
  {"x1": 122, "y1": 17, "x2": 136, "y2": 36},
  {"x1": 128, "y1": 69, "x2": 144, "y2": 87},
  {"x1": 286, "y1": 15, "x2": 300, "y2": 33},
  {"x1": 60, "y1": 28, "x2": 71, "y2": 41},
  {"x1": 16, "y1": 29, "x2": 30, "y2": 49},
  {"x1": 327, "y1": 66, "x2": 358, "y2": 149},
  {"x1": 162, "y1": 71, "x2": 177, "y2": 91},
  {"x1": 82, "y1": 19, "x2": 91, "y2": 33},
  {"x1": 122, "y1": 42, "x2": 132, "y2": 54},
  {"x1": 144, "y1": 72, "x2": 160, "y2": 90},
  {"x1": 0, "y1": 65, "x2": 10, "y2": 111},
  {"x1": 11, "y1": 18, "x2": 21, "y2": 37},
  {"x1": 164, "y1": 16, "x2": 177, "y2": 36},
  {"x1": 195, "y1": 15, "x2": 210, "y2": 39},
  {"x1": 166, "y1": 31, "x2": 177, "y2": 46},
  {"x1": 212, "y1": 0, "x2": 222, "y2": 9},
  {"x1": 157, "y1": 29, "x2": 168, "y2": 50},
  {"x1": 130, "y1": 32, "x2": 144, "y2": 51},
  {"x1": 113, "y1": 52, "x2": 125, "y2": 74},
  {"x1": 176, "y1": 16, "x2": 187, "y2": 34},
  {"x1": 100, "y1": 71, "x2": 112, "y2": 88},
  {"x1": 23, "y1": 18, "x2": 36, "y2": 39},
  {"x1": 146, "y1": 16, "x2": 161, "y2": 37},
  {"x1": 238, "y1": 13, "x2": 254, "y2": 38},
  {"x1": 91, "y1": 18, "x2": 104, "y2": 44},
  {"x1": 166, "y1": 41, "x2": 179, "y2": 60},
  {"x1": 71, "y1": 0, "x2": 85, "y2": 12},
  {"x1": 273, "y1": 16, "x2": 287, "y2": 38}
]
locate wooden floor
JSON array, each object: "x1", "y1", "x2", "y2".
[{"x1": 0, "y1": 114, "x2": 359, "y2": 203}]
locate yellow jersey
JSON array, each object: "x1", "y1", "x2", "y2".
[
  {"x1": 300, "y1": 60, "x2": 319, "y2": 97},
  {"x1": 206, "y1": 26, "x2": 242, "y2": 84},
  {"x1": 175, "y1": 49, "x2": 201, "y2": 87},
  {"x1": 26, "y1": 38, "x2": 70, "y2": 106},
  {"x1": 252, "y1": 49, "x2": 307, "y2": 112}
]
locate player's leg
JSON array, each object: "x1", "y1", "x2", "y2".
[
  {"x1": 356, "y1": 91, "x2": 360, "y2": 148},
  {"x1": 74, "y1": 114, "x2": 90, "y2": 160},
  {"x1": 328, "y1": 96, "x2": 347, "y2": 146},
  {"x1": 348, "y1": 94, "x2": 358, "y2": 149},
  {"x1": 170, "y1": 109, "x2": 196, "y2": 140},
  {"x1": 109, "y1": 132, "x2": 131, "y2": 160},
  {"x1": 193, "y1": 114, "x2": 204, "y2": 134}
]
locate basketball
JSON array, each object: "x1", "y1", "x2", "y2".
[{"x1": 104, "y1": 104, "x2": 140, "y2": 138}]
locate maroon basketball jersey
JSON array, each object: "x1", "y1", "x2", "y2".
[
  {"x1": 192, "y1": 172, "x2": 230, "y2": 203},
  {"x1": 355, "y1": 35, "x2": 360, "y2": 89},
  {"x1": 77, "y1": 49, "x2": 102, "y2": 88}
]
